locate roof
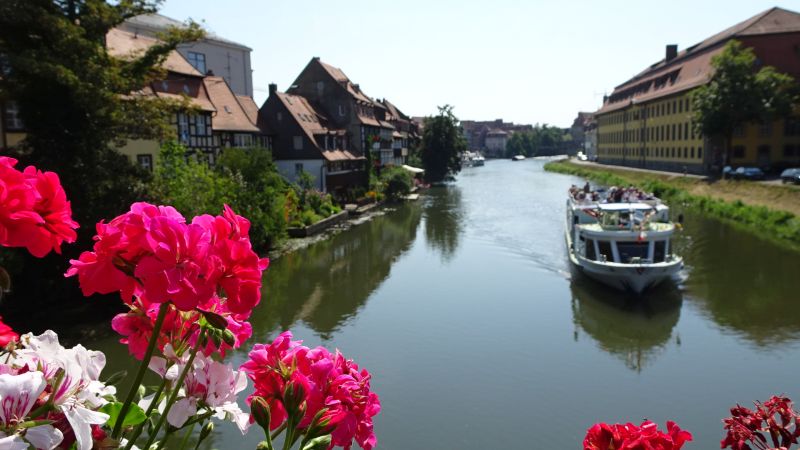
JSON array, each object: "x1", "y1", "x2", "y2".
[
  {"x1": 236, "y1": 95, "x2": 260, "y2": 125},
  {"x1": 321, "y1": 149, "x2": 365, "y2": 162},
  {"x1": 123, "y1": 13, "x2": 251, "y2": 50},
  {"x1": 316, "y1": 59, "x2": 374, "y2": 104},
  {"x1": 597, "y1": 7, "x2": 800, "y2": 115},
  {"x1": 203, "y1": 77, "x2": 260, "y2": 132},
  {"x1": 106, "y1": 28, "x2": 202, "y2": 76}
]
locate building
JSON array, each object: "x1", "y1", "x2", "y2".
[
  {"x1": 107, "y1": 28, "x2": 264, "y2": 169},
  {"x1": 484, "y1": 130, "x2": 509, "y2": 157},
  {"x1": 595, "y1": 7, "x2": 800, "y2": 174},
  {"x1": 461, "y1": 119, "x2": 533, "y2": 157},
  {"x1": 285, "y1": 57, "x2": 398, "y2": 170},
  {"x1": 584, "y1": 115, "x2": 598, "y2": 160},
  {"x1": 258, "y1": 83, "x2": 366, "y2": 194},
  {"x1": 377, "y1": 98, "x2": 420, "y2": 166},
  {"x1": 570, "y1": 112, "x2": 593, "y2": 154},
  {"x1": 118, "y1": 13, "x2": 254, "y2": 97}
]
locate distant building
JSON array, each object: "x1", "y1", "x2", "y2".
[
  {"x1": 485, "y1": 130, "x2": 509, "y2": 157},
  {"x1": 377, "y1": 98, "x2": 420, "y2": 166},
  {"x1": 595, "y1": 7, "x2": 800, "y2": 174},
  {"x1": 570, "y1": 112, "x2": 593, "y2": 154},
  {"x1": 118, "y1": 13, "x2": 254, "y2": 97},
  {"x1": 584, "y1": 115, "x2": 598, "y2": 160},
  {"x1": 461, "y1": 119, "x2": 533, "y2": 157}
]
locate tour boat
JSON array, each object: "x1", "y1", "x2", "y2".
[
  {"x1": 512, "y1": 155, "x2": 525, "y2": 161},
  {"x1": 565, "y1": 187, "x2": 683, "y2": 294}
]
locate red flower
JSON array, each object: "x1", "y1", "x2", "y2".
[
  {"x1": 0, "y1": 157, "x2": 78, "y2": 257},
  {"x1": 584, "y1": 421, "x2": 691, "y2": 450},
  {"x1": 0, "y1": 315, "x2": 19, "y2": 347}
]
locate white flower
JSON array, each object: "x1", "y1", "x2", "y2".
[{"x1": 0, "y1": 372, "x2": 64, "y2": 450}]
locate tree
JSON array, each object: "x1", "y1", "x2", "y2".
[
  {"x1": 0, "y1": 0, "x2": 203, "y2": 317},
  {"x1": 419, "y1": 105, "x2": 467, "y2": 182},
  {"x1": 0, "y1": 0, "x2": 204, "y2": 229},
  {"x1": 691, "y1": 39, "x2": 797, "y2": 171}
]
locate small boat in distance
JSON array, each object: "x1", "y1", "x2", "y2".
[
  {"x1": 512, "y1": 155, "x2": 526, "y2": 161},
  {"x1": 565, "y1": 185, "x2": 683, "y2": 294}
]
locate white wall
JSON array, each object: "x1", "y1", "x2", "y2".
[
  {"x1": 275, "y1": 159, "x2": 326, "y2": 191},
  {"x1": 176, "y1": 42, "x2": 252, "y2": 97}
]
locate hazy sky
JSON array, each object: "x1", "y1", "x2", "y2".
[{"x1": 159, "y1": 0, "x2": 794, "y2": 127}]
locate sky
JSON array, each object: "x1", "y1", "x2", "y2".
[{"x1": 159, "y1": 0, "x2": 797, "y2": 127}]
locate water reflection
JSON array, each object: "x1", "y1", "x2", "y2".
[
  {"x1": 251, "y1": 203, "x2": 423, "y2": 341},
  {"x1": 570, "y1": 276, "x2": 683, "y2": 372},
  {"x1": 423, "y1": 186, "x2": 464, "y2": 263},
  {"x1": 675, "y1": 212, "x2": 800, "y2": 346}
]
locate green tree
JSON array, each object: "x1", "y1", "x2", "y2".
[
  {"x1": 379, "y1": 166, "x2": 414, "y2": 201},
  {"x1": 419, "y1": 105, "x2": 466, "y2": 182},
  {"x1": 0, "y1": 0, "x2": 204, "y2": 228},
  {"x1": 691, "y1": 39, "x2": 797, "y2": 171}
]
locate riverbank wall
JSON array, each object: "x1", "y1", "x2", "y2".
[{"x1": 544, "y1": 159, "x2": 800, "y2": 252}]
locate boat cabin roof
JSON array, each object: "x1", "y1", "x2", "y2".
[{"x1": 597, "y1": 203, "x2": 654, "y2": 211}]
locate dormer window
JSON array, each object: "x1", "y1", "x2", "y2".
[
  {"x1": 187, "y1": 51, "x2": 206, "y2": 74},
  {"x1": 339, "y1": 105, "x2": 345, "y2": 117}
]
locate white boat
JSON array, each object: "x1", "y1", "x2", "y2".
[
  {"x1": 565, "y1": 189, "x2": 683, "y2": 294},
  {"x1": 462, "y1": 151, "x2": 486, "y2": 167},
  {"x1": 473, "y1": 154, "x2": 485, "y2": 166},
  {"x1": 512, "y1": 155, "x2": 525, "y2": 161}
]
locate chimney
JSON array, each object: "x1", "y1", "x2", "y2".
[
  {"x1": 312, "y1": 56, "x2": 320, "y2": 61},
  {"x1": 665, "y1": 44, "x2": 678, "y2": 62},
  {"x1": 268, "y1": 83, "x2": 277, "y2": 95}
]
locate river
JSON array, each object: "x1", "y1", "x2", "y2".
[{"x1": 88, "y1": 157, "x2": 800, "y2": 449}]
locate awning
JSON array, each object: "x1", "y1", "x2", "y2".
[{"x1": 402, "y1": 164, "x2": 425, "y2": 174}]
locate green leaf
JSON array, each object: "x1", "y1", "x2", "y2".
[
  {"x1": 302, "y1": 435, "x2": 332, "y2": 450},
  {"x1": 101, "y1": 402, "x2": 147, "y2": 428}
]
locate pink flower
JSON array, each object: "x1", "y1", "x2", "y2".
[
  {"x1": 241, "y1": 332, "x2": 380, "y2": 449},
  {"x1": 0, "y1": 316, "x2": 19, "y2": 347},
  {"x1": 0, "y1": 157, "x2": 78, "y2": 257},
  {"x1": 583, "y1": 421, "x2": 691, "y2": 450}
]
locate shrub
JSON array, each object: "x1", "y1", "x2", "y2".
[{"x1": 380, "y1": 166, "x2": 414, "y2": 201}]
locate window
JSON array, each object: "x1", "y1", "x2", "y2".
[
  {"x1": 294, "y1": 163, "x2": 304, "y2": 175},
  {"x1": 698, "y1": 148, "x2": 702, "y2": 159},
  {"x1": 653, "y1": 241, "x2": 666, "y2": 262},
  {"x1": 136, "y1": 154, "x2": 153, "y2": 172},
  {"x1": 784, "y1": 118, "x2": 800, "y2": 136},
  {"x1": 597, "y1": 241, "x2": 613, "y2": 262},
  {"x1": 617, "y1": 242, "x2": 649, "y2": 263},
  {"x1": 233, "y1": 133, "x2": 253, "y2": 148},
  {"x1": 758, "y1": 122, "x2": 773, "y2": 137},
  {"x1": 684, "y1": 123, "x2": 689, "y2": 140},
  {"x1": 3, "y1": 101, "x2": 23, "y2": 130},
  {"x1": 784, "y1": 145, "x2": 795, "y2": 157},
  {"x1": 293, "y1": 136, "x2": 303, "y2": 150},
  {"x1": 691, "y1": 147, "x2": 695, "y2": 159},
  {"x1": 733, "y1": 125, "x2": 745, "y2": 137},
  {"x1": 277, "y1": 112, "x2": 283, "y2": 121},
  {"x1": 338, "y1": 105, "x2": 345, "y2": 117},
  {"x1": 733, "y1": 145, "x2": 745, "y2": 158},
  {"x1": 187, "y1": 52, "x2": 206, "y2": 74},
  {"x1": 586, "y1": 239, "x2": 597, "y2": 260},
  {"x1": 177, "y1": 113, "x2": 189, "y2": 144}
]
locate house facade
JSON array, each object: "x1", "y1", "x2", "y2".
[
  {"x1": 259, "y1": 83, "x2": 366, "y2": 194},
  {"x1": 595, "y1": 7, "x2": 800, "y2": 174},
  {"x1": 119, "y1": 13, "x2": 254, "y2": 97}
]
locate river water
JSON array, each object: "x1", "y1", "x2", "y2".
[{"x1": 90, "y1": 158, "x2": 800, "y2": 449}]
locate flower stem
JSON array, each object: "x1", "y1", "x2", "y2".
[
  {"x1": 270, "y1": 422, "x2": 287, "y2": 441},
  {"x1": 112, "y1": 302, "x2": 170, "y2": 440},
  {"x1": 177, "y1": 422, "x2": 195, "y2": 450},
  {"x1": 143, "y1": 329, "x2": 205, "y2": 450},
  {"x1": 123, "y1": 376, "x2": 169, "y2": 449}
]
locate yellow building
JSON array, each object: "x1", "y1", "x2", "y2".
[{"x1": 596, "y1": 7, "x2": 800, "y2": 174}]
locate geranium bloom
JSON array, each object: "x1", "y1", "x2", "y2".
[
  {"x1": 0, "y1": 157, "x2": 78, "y2": 257},
  {"x1": 161, "y1": 353, "x2": 250, "y2": 433},
  {"x1": 583, "y1": 420, "x2": 691, "y2": 450},
  {"x1": 0, "y1": 316, "x2": 18, "y2": 347},
  {"x1": 0, "y1": 371, "x2": 64, "y2": 450},
  {"x1": 10, "y1": 331, "x2": 112, "y2": 450},
  {"x1": 241, "y1": 332, "x2": 381, "y2": 449},
  {"x1": 722, "y1": 396, "x2": 800, "y2": 450}
]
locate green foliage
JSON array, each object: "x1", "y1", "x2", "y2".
[
  {"x1": 0, "y1": 0, "x2": 205, "y2": 230},
  {"x1": 419, "y1": 105, "x2": 467, "y2": 182},
  {"x1": 380, "y1": 166, "x2": 414, "y2": 201},
  {"x1": 544, "y1": 160, "x2": 800, "y2": 251},
  {"x1": 505, "y1": 124, "x2": 566, "y2": 157},
  {"x1": 150, "y1": 142, "x2": 288, "y2": 249},
  {"x1": 691, "y1": 40, "x2": 797, "y2": 166}
]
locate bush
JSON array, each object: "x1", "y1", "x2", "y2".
[{"x1": 380, "y1": 166, "x2": 414, "y2": 201}]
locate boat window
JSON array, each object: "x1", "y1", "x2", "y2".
[
  {"x1": 586, "y1": 239, "x2": 597, "y2": 260},
  {"x1": 617, "y1": 242, "x2": 649, "y2": 263},
  {"x1": 653, "y1": 240, "x2": 666, "y2": 262},
  {"x1": 574, "y1": 215, "x2": 579, "y2": 225},
  {"x1": 597, "y1": 241, "x2": 613, "y2": 261}
]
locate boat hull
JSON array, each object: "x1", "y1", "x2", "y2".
[{"x1": 565, "y1": 229, "x2": 683, "y2": 294}]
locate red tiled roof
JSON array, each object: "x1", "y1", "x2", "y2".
[
  {"x1": 317, "y1": 60, "x2": 374, "y2": 104},
  {"x1": 236, "y1": 95, "x2": 260, "y2": 125},
  {"x1": 321, "y1": 149, "x2": 365, "y2": 162},
  {"x1": 597, "y1": 7, "x2": 800, "y2": 115},
  {"x1": 203, "y1": 77, "x2": 259, "y2": 132},
  {"x1": 106, "y1": 28, "x2": 202, "y2": 77}
]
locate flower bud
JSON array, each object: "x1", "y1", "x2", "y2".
[
  {"x1": 199, "y1": 309, "x2": 228, "y2": 330},
  {"x1": 251, "y1": 396, "x2": 271, "y2": 433},
  {"x1": 199, "y1": 421, "x2": 214, "y2": 443},
  {"x1": 222, "y1": 329, "x2": 236, "y2": 347}
]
